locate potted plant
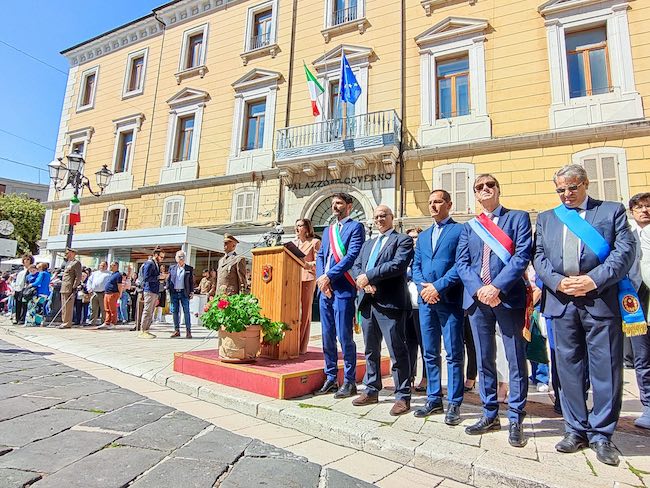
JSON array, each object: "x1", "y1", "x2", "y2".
[{"x1": 201, "y1": 293, "x2": 289, "y2": 362}]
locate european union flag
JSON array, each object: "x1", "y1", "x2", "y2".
[{"x1": 339, "y1": 54, "x2": 362, "y2": 104}]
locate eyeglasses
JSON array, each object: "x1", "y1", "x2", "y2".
[
  {"x1": 374, "y1": 214, "x2": 390, "y2": 220},
  {"x1": 555, "y1": 182, "x2": 585, "y2": 194},
  {"x1": 632, "y1": 204, "x2": 650, "y2": 211},
  {"x1": 474, "y1": 181, "x2": 497, "y2": 192}
]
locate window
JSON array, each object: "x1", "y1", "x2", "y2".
[
  {"x1": 233, "y1": 190, "x2": 256, "y2": 222},
  {"x1": 71, "y1": 141, "x2": 85, "y2": 157},
  {"x1": 437, "y1": 56, "x2": 470, "y2": 119},
  {"x1": 566, "y1": 27, "x2": 611, "y2": 98},
  {"x1": 573, "y1": 147, "x2": 629, "y2": 203},
  {"x1": 433, "y1": 163, "x2": 475, "y2": 214},
  {"x1": 540, "y1": 0, "x2": 643, "y2": 129},
  {"x1": 77, "y1": 66, "x2": 99, "y2": 111},
  {"x1": 101, "y1": 206, "x2": 128, "y2": 232},
  {"x1": 114, "y1": 130, "x2": 134, "y2": 173},
  {"x1": 415, "y1": 18, "x2": 491, "y2": 146},
  {"x1": 174, "y1": 115, "x2": 195, "y2": 162},
  {"x1": 179, "y1": 25, "x2": 208, "y2": 73},
  {"x1": 243, "y1": 100, "x2": 266, "y2": 151},
  {"x1": 333, "y1": 0, "x2": 358, "y2": 26},
  {"x1": 123, "y1": 49, "x2": 148, "y2": 98},
  {"x1": 58, "y1": 212, "x2": 69, "y2": 235},
  {"x1": 252, "y1": 10, "x2": 273, "y2": 49},
  {"x1": 162, "y1": 196, "x2": 184, "y2": 227}
]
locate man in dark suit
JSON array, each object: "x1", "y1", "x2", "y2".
[
  {"x1": 456, "y1": 174, "x2": 532, "y2": 448},
  {"x1": 314, "y1": 192, "x2": 365, "y2": 398},
  {"x1": 167, "y1": 250, "x2": 195, "y2": 339},
  {"x1": 412, "y1": 190, "x2": 464, "y2": 424},
  {"x1": 350, "y1": 205, "x2": 414, "y2": 415},
  {"x1": 534, "y1": 164, "x2": 635, "y2": 466}
]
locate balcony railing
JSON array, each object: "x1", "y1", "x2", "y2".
[
  {"x1": 332, "y1": 6, "x2": 358, "y2": 26},
  {"x1": 275, "y1": 110, "x2": 401, "y2": 161},
  {"x1": 249, "y1": 33, "x2": 271, "y2": 51}
]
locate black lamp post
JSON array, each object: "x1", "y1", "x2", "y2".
[{"x1": 48, "y1": 152, "x2": 113, "y2": 249}]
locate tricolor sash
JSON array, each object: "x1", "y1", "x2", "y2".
[
  {"x1": 329, "y1": 223, "x2": 356, "y2": 287},
  {"x1": 554, "y1": 204, "x2": 647, "y2": 337},
  {"x1": 468, "y1": 213, "x2": 534, "y2": 341}
]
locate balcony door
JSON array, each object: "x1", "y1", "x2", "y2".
[{"x1": 328, "y1": 80, "x2": 356, "y2": 140}]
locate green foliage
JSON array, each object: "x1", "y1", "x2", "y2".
[
  {"x1": 0, "y1": 194, "x2": 46, "y2": 255},
  {"x1": 201, "y1": 293, "x2": 290, "y2": 345}
]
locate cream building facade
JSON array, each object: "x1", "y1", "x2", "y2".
[{"x1": 44, "y1": 0, "x2": 650, "y2": 269}]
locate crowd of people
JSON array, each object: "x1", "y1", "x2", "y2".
[
  {"x1": 309, "y1": 165, "x2": 650, "y2": 469},
  {"x1": 3, "y1": 233, "x2": 249, "y2": 340}
]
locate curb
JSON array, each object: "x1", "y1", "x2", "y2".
[{"x1": 0, "y1": 325, "x2": 619, "y2": 488}]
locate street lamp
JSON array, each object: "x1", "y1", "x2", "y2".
[{"x1": 48, "y1": 152, "x2": 113, "y2": 249}]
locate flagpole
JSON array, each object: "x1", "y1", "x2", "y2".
[{"x1": 340, "y1": 55, "x2": 347, "y2": 140}]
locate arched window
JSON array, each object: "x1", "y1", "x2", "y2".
[
  {"x1": 101, "y1": 205, "x2": 128, "y2": 232},
  {"x1": 162, "y1": 196, "x2": 184, "y2": 227},
  {"x1": 310, "y1": 196, "x2": 365, "y2": 228},
  {"x1": 572, "y1": 147, "x2": 629, "y2": 203}
]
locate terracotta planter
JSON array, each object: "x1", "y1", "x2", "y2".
[{"x1": 218, "y1": 325, "x2": 262, "y2": 362}]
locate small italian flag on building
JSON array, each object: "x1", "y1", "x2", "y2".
[
  {"x1": 69, "y1": 195, "x2": 81, "y2": 226},
  {"x1": 304, "y1": 62, "x2": 324, "y2": 117}
]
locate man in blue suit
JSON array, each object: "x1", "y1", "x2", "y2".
[
  {"x1": 314, "y1": 192, "x2": 365, "y2": 398},
  {"x1": 456, "y1": 174, "x2": 532, "y2": 447},
  {"x1": 534, "y1": 164, "x2": 635, "y2": 466},
  {"x1": 412, "y1": 190, "x2": 464, "y2": 425},
  {"x1": 350, "y1": 205, "x2": 414, "y2": 415},
  {"x1": 167, "y1": 250, "x2": 195, "y2": 339}
]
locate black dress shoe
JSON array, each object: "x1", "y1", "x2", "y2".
[
  {"x1": 555, "y1": 433, "x2": 588, "y2": 453},
  {"x1": 444, "y1": 404, "x2": 462, "y2": 426},
  {"x1": 333, "y1": 382, "x2": 357, "y2": 399},
  {"x1": 508, "y1": 421, "x2": 527, "y2": 447},
  {"x1": 413, "y1": 400, "x2": 443, "y2": 418},
  {"x1": 465, "y1": 416, "x2": 500, "y2": 435},
  {"x1": 313, "y1": 379, "x2": 338, "y2": 396},
  {"x1": 591, "y1": 440, "x2": 620, "y2": 466}
]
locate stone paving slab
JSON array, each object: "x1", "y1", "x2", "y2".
[
  {"x1": 0, "y1": 467, "x2": 42, "y2": 488},
  {"x1": 118, "y1": 411, "x2": 210, "y2": 452},
  {"x1": 0, "y1": 394, "x2": 66, "y2": 421},
  {"x1": 129, "y1": 457, "x2": 228, "y2": 488},
  {"x1": 0, "y1": 407, "x2": 97, "y2": 447},
  {"x1": 220, "y1": 456, "x2": 323, "y2": 488},
  {"x1": 30, "y1": 446, "x2": 167, "y2": 488},
  {"x1": 57, "y1": 389, "x2": 146, "y2": 412},
  {"x1": 172, "y1": 426, "x2": 252, "y2": 464},
  {"x1": 80, "y1": 401, "x2": 174, "y2": 432},
  {"x1": 0, "y1": 430, "x2": 119, "y2": 473}
]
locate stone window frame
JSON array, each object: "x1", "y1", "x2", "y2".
[
  {"x1": 231, "y1": 187, "x2": 259, "y2": 223},
  {"x1": 432, "y1": 162, "x2": 475, "y2": 214},
  {"x1": 122, "y1": 47, "x2": 149, "y2": 99},
  {"x1": 571, "y1": 146, "x2": 629, "y2": 203},
  {"x1": 175, "y1": 23, "x2": 209, "y2": 83},
  {"x1": 161, "y1": 195, "x2": 185, "y2": 227},
  {"x1": 241, "y1": 0, "x2": 280, "y2": 65},
  {"x1": 76, "y1": 65, "x2": 99, "y2": 113}
]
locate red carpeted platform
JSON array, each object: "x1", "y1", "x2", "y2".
[{"x1": 173, "y1": 346, "x2": 390, "y2": 399}]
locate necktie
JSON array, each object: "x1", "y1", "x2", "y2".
[
  {"x1": 480, "y1": 213, "x2": 493, "y2": 285},
  {"x1": 366, "y1": 234, "x2": 386, "y2": 271},
  {"x1": 431, "y1": 223, "x2": 442, "y2": 251},
  {"x1": 563, "y1": 209, "x2": 580, "y2": 276}
]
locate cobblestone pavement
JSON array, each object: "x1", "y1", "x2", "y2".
[{"x1": 0, "y1": 338, "x2": 388, "y2": 488}]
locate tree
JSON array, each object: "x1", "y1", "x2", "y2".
[{"x1": 0, "y1": 194, "x2": 46, "y2": 256}]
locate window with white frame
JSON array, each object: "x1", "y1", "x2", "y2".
[
  {"x1": 243, "y1": 0, "x2": 279, "y2": 54},
  {"x1": 114, "y1": 130, "x2": 134, "y2": 173},
  {"x1": 58, "y1": 212, "x2": 69, "y2": 235},
  {"x1": 232, "y1": 189, "x2": 257, "y2": 222},
  {"x1": 432, "y1": 163, "x2": 475, "y2": 214},
  {"x1": 243, "y1": 99, "x2": 266, "y2": 151},
  {"x1": 123, "y1": 48, "x2": 148, "y2": 98},
  {"x1": 572, "y1": 147, "x2": 629, "y2": 203},
  {"x1": 162, "y1": 196, "x2": 184, "y2": 227},
  {"x1": 174, "y1": 115, "x2": 195, "y2": 162},
  {"x1": 101, "y1": 205, "x2": 128, "y2": 232},
  {"x1": 179, "y1": 24, "x2": 208, "y2": 72},
  {"x1": 322, "y1": 0, "x2": 367, "y2": 41},
  {"x1": 77, "y1": 66, "x2": 99, "y2": 112},
  {"x1": 71, "y1": 141, "x2": 85, "y2": 157},
  {"x1": 415, "y1": 18, "x2": 491, "y2": 146},
  {"x1": 539, "y1": 0, "x2": 643, "y2": 129},
  {"x1": 65, "y1": 127, "x2": 94, "y2": 160}
]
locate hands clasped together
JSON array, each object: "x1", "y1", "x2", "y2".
[{"x1": 557, "y1": 275, "x2": 597, "y2": 297}]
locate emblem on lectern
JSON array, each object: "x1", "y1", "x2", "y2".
[{"x1": 262, "y1": 264, "x2": 273, "y2": 283}]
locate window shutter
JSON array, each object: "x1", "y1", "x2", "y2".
[
  {"x1": 582, "y1": 157, "x2": 600, "y2": 200},
  {"x1": 600, "y1": 156, "x2": 619, "y2": 201},
  {"x1": 455, "y1": 170, "x2": 468, "y2": 213},
  {"x1": 101, "y1": 210, "x2": 108, "y2": 232},
  {"x1": 117, "y1": 208, "x2": 128, "y2": 231},
  {"x1": 171, "y1": 200, "x2": 181, "y2": 226},
  {"x1": 245, "y1": 193, "x2": 254, "y2": 221}
]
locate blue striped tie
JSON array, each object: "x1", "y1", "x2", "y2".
[{"x1": 366, "y1": 234, "x2": 385, "y2": 271}]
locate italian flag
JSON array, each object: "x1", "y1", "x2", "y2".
[
  {"x1": 69, "y1": 195, "x2": 81, "y2": 226},
  {"x1": 304, "y1": 62, "x2": 324, "y2": 117}
]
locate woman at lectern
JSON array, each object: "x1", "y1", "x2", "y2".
[{"x1": 294, "y1": 218, "x2": 321, "y2": 355}]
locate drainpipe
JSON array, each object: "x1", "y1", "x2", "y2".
[
  {"x1": 398, "y1": 0, "x2": 406, "y2": 231},
  {"x1": 276, "y1": 0, "x2": 299, "y2": 226},
  {"x1": 142, "y1": 13, "x2": 167, "y2": 188}
]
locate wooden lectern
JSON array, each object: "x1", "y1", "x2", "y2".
[{"x1": 251, "y1": 246, "x2": 304, "y2": 360}]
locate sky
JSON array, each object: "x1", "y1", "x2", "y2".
[{"x1": 0, "y1": 0, "x2": 163, "y2": 185}]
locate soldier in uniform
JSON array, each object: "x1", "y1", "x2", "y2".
[
  {"x1": 216, "y1": 234, "x2": 248, "y2": 295},
  {"x1": 59, "y1": 247, "x2": 82, "y2": 329}
]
